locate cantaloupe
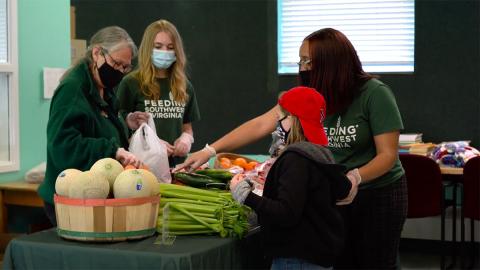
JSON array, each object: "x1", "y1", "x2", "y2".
[
  {"x1": 113, "y1": 169, "x2": 152, "y2": 198},
  {"x1": 137, "y1": 169, "x2": 160, "y2": 196},
  {"x1": 90, "y1": 158, "x2": 124, "y2": 188},
  {"x1": 55, "y1": 168, "x2": 82, "y2": 197},
  {"x1": 68, "y1": 170, "x2": 110, "y2": 199}
]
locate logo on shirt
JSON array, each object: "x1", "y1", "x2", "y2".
[
  {"x1": 324, "y1": 116, "x2": 358, "y2": 148},
  {"x1": 144, "y1": 98, "x2": 185, "y2": 119}
]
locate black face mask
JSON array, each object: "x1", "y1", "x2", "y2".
[
  {"x1": 299, "y1": 70, "x2": 311, "y2": 87},
  {"x1": 98, "y1": 61, "x2": 124, "y2": 89}
]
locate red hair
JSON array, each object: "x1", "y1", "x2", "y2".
[{"x1": 304, "y1": 28, "x2": 376, "y2": 115}]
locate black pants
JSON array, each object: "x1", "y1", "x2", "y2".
[
  {"x1": 335, "y1": 175, "x2": 408, "y2": 269},
  {"x1": 43, "y1": 201, "x2": 57, "y2": 227}
]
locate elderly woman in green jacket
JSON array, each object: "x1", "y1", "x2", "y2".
[{"x1": 38, "y1": 26, "x2": 141, "y2": 226}]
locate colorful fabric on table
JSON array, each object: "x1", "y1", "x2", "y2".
[{"x1": 430, "y1": 141, "x2": 480, "y2": 167}]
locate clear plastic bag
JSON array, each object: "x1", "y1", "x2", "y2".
[{"x1": 129, "y1": 117, "x2": 171, "y2": 183}]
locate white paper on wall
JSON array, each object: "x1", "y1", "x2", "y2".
[{"x1": 43, "y1": 67, "x2": 66, "y2": 99}]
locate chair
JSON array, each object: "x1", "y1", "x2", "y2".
[
  {"x1": 399, "y1": 154, "x2": 449, "y2": 269},
  {"x1": 461, "y1": 156, "x2": 480, "y2": 269}
]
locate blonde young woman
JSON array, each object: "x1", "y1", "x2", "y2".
[{"x1": 117, "y1": 19, "x2": 200, "y2": 167}]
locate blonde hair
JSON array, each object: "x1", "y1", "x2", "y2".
[
  {"x1": 278, "y1": 91, "x2": 307, "y2": 146},
  {"x1": 134, "y1": 19, "x2": 188, "y2": 103}
]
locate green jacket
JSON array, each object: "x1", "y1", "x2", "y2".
[{"x1": 38, "y1": 60, "x2": 129, "y2": 204}]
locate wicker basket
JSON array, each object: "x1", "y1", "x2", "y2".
[
  {"x1": 54, "y1": 194, "x2": 160, "y2": 242},
  {"x1": 213, "y1": 153, "x2": 259, "y2": 169}
]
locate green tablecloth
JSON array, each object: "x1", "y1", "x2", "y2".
[{"x1": 3, "y1": 228, "x2": 267, "y2": 270}]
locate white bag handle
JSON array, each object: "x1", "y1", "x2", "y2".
[{"x1": 146, "y1": 114, "x2": 156, "y2": 133}]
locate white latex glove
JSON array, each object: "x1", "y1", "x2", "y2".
[
  {"x1": 347, "y1": 168, "x2": 362, "y2": 185},
  {"x1": 337, "y1": 168, "x2": 361, "y2": 205},
  {"x1": 173, "y1": 144, "x2": 216, "y2": 173},
  {"x1": 115, "y1": 147, "x2": 141, "y2": 167},
  {"x1": 160, "y1": 139, "x2": 175, "y2": 157},
  {"x1": 173, "y1": 132, "x2": 194, "y2": 157},
  {"x1": 126, "y1": 111, "x2": 150, "y2": 130}
]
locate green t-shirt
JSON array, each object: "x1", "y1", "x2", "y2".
[
  {"x1": 116, "y1": 74, "x2": 201, "y2": 146},
  {"x1": 323, "y1": 79, "x2": 405, "y2": 189}
]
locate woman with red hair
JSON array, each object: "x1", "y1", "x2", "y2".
[{"x1": 180, "y1": 28, "x2": 406, "y2": 269}]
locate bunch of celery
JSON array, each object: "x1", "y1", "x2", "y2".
[{"x1": 157, "y1": 183, "x2": 251, "y2": 239}]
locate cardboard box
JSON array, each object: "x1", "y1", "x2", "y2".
[
  {"x1": 70, "y1": 6, "x2": 76, "y2": 39},
  {"x1": 71, "y1": 39, "x2": 87, "y2": 65}
]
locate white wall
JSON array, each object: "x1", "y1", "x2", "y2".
[{"x1": 402, "y1": 207, "x2": 480, "y2": 241}]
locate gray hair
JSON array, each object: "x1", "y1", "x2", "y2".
[{"x1": 85, "y1": 26, "x2": 137, "y2": 61}]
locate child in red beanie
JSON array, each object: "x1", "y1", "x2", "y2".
[{"x1": 230, "y1": 86, "x2": 360, "y2": 269}]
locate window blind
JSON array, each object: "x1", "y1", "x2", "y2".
[
  {"x1": 0, "y1": 0, "x2": 7, "y2": 63},
  {"x1": 278, "y1": 0, "x2": 415, "y2": 74},
  {"x1": 0, "y1": 0, "x2": 19, "y2": 171},
  {"x1": 0, "y1": 0, "x2": 7, "y2": 161},
  {"x1": 0, "y1": 74, "x2": 9, "y2": 161}
]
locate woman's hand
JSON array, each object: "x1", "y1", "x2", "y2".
[
  {"x1": 115, "y1": 147, "x2": 141, "y2": 167},
  {"x1": 229, "y1": 174, "x2": 246, "y2": 190},
  {"x1": 160, "y1": 140, "x2": 175, "y2": 156},
  {"x1": 229, "y1": 174, "x2": 252, "y2": 204},
  {"x1": 173, "y1": 132, "x2": 194, "y2": 157},
  {"x1": 337, "y1": 168, "x2": 361, "y2": 205},
  {"x1": 174, "y1": 148, "x2": 213, "y2": 172},
  {"x1": 126, "y1": 111, "x2": 150, "y2": 130}
]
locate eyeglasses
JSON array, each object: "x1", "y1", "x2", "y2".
[
  {"x1": 102, "y1": 49, "x2": 133, "y2": 73},
  {"x1": 297, "y1": 58, "x2": 312, "y2": 67}
]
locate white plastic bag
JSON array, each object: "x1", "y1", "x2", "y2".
[
  {"x1": 25, "y1": 162, "x2": 46, "y2": 183},
  {"x1": 129, "y1": 117, "x2": 171, "y2": 183}
]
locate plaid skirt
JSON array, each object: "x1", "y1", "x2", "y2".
[{"x1": 335, "y1": 174, "x2": 408, "y2": 270}]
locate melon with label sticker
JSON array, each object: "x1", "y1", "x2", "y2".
[
  {"x1": 113, "y1": 169, "x2": 152, "y2": 198},
  {"x1": 55, "y1": 168, "x2": 82, "y2": 197},
  {"x1": 137, "y1": 169, "x2": 160, "y2": 196}
]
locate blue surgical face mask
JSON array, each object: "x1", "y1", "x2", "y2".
[{"x1": 152, "y1": 49, "x2": 176, "y2": 69}]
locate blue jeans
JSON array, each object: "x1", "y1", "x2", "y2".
[{"x1": 271, "y1": 258, "x2": 332, "y2": 270}]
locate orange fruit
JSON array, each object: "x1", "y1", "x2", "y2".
[
  {"x1": 220, "y1": 157, "x2": 231, "y2": 164},
  {"x1": 139, "y1": 163, "x2": 150, "y2": 171},
  {"x1": 124, "y1": 164, "x2": 136, "y2": 170},
  {"x1": 233, "y1": 158, "x2": 248, "y2": 169},
  {"x1": 220, "y1": 161, "x2": 232, "y2": 169},
  {"x1": 244, "y1": 161, "x2": 258, "y2": 171},
  {"x1": 219, "y1": 158, "x2": 231, "y2": 168}
]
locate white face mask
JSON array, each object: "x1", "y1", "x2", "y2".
[{"x1": 151, "y1": 49, "x2": 176, "y2": 69}]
